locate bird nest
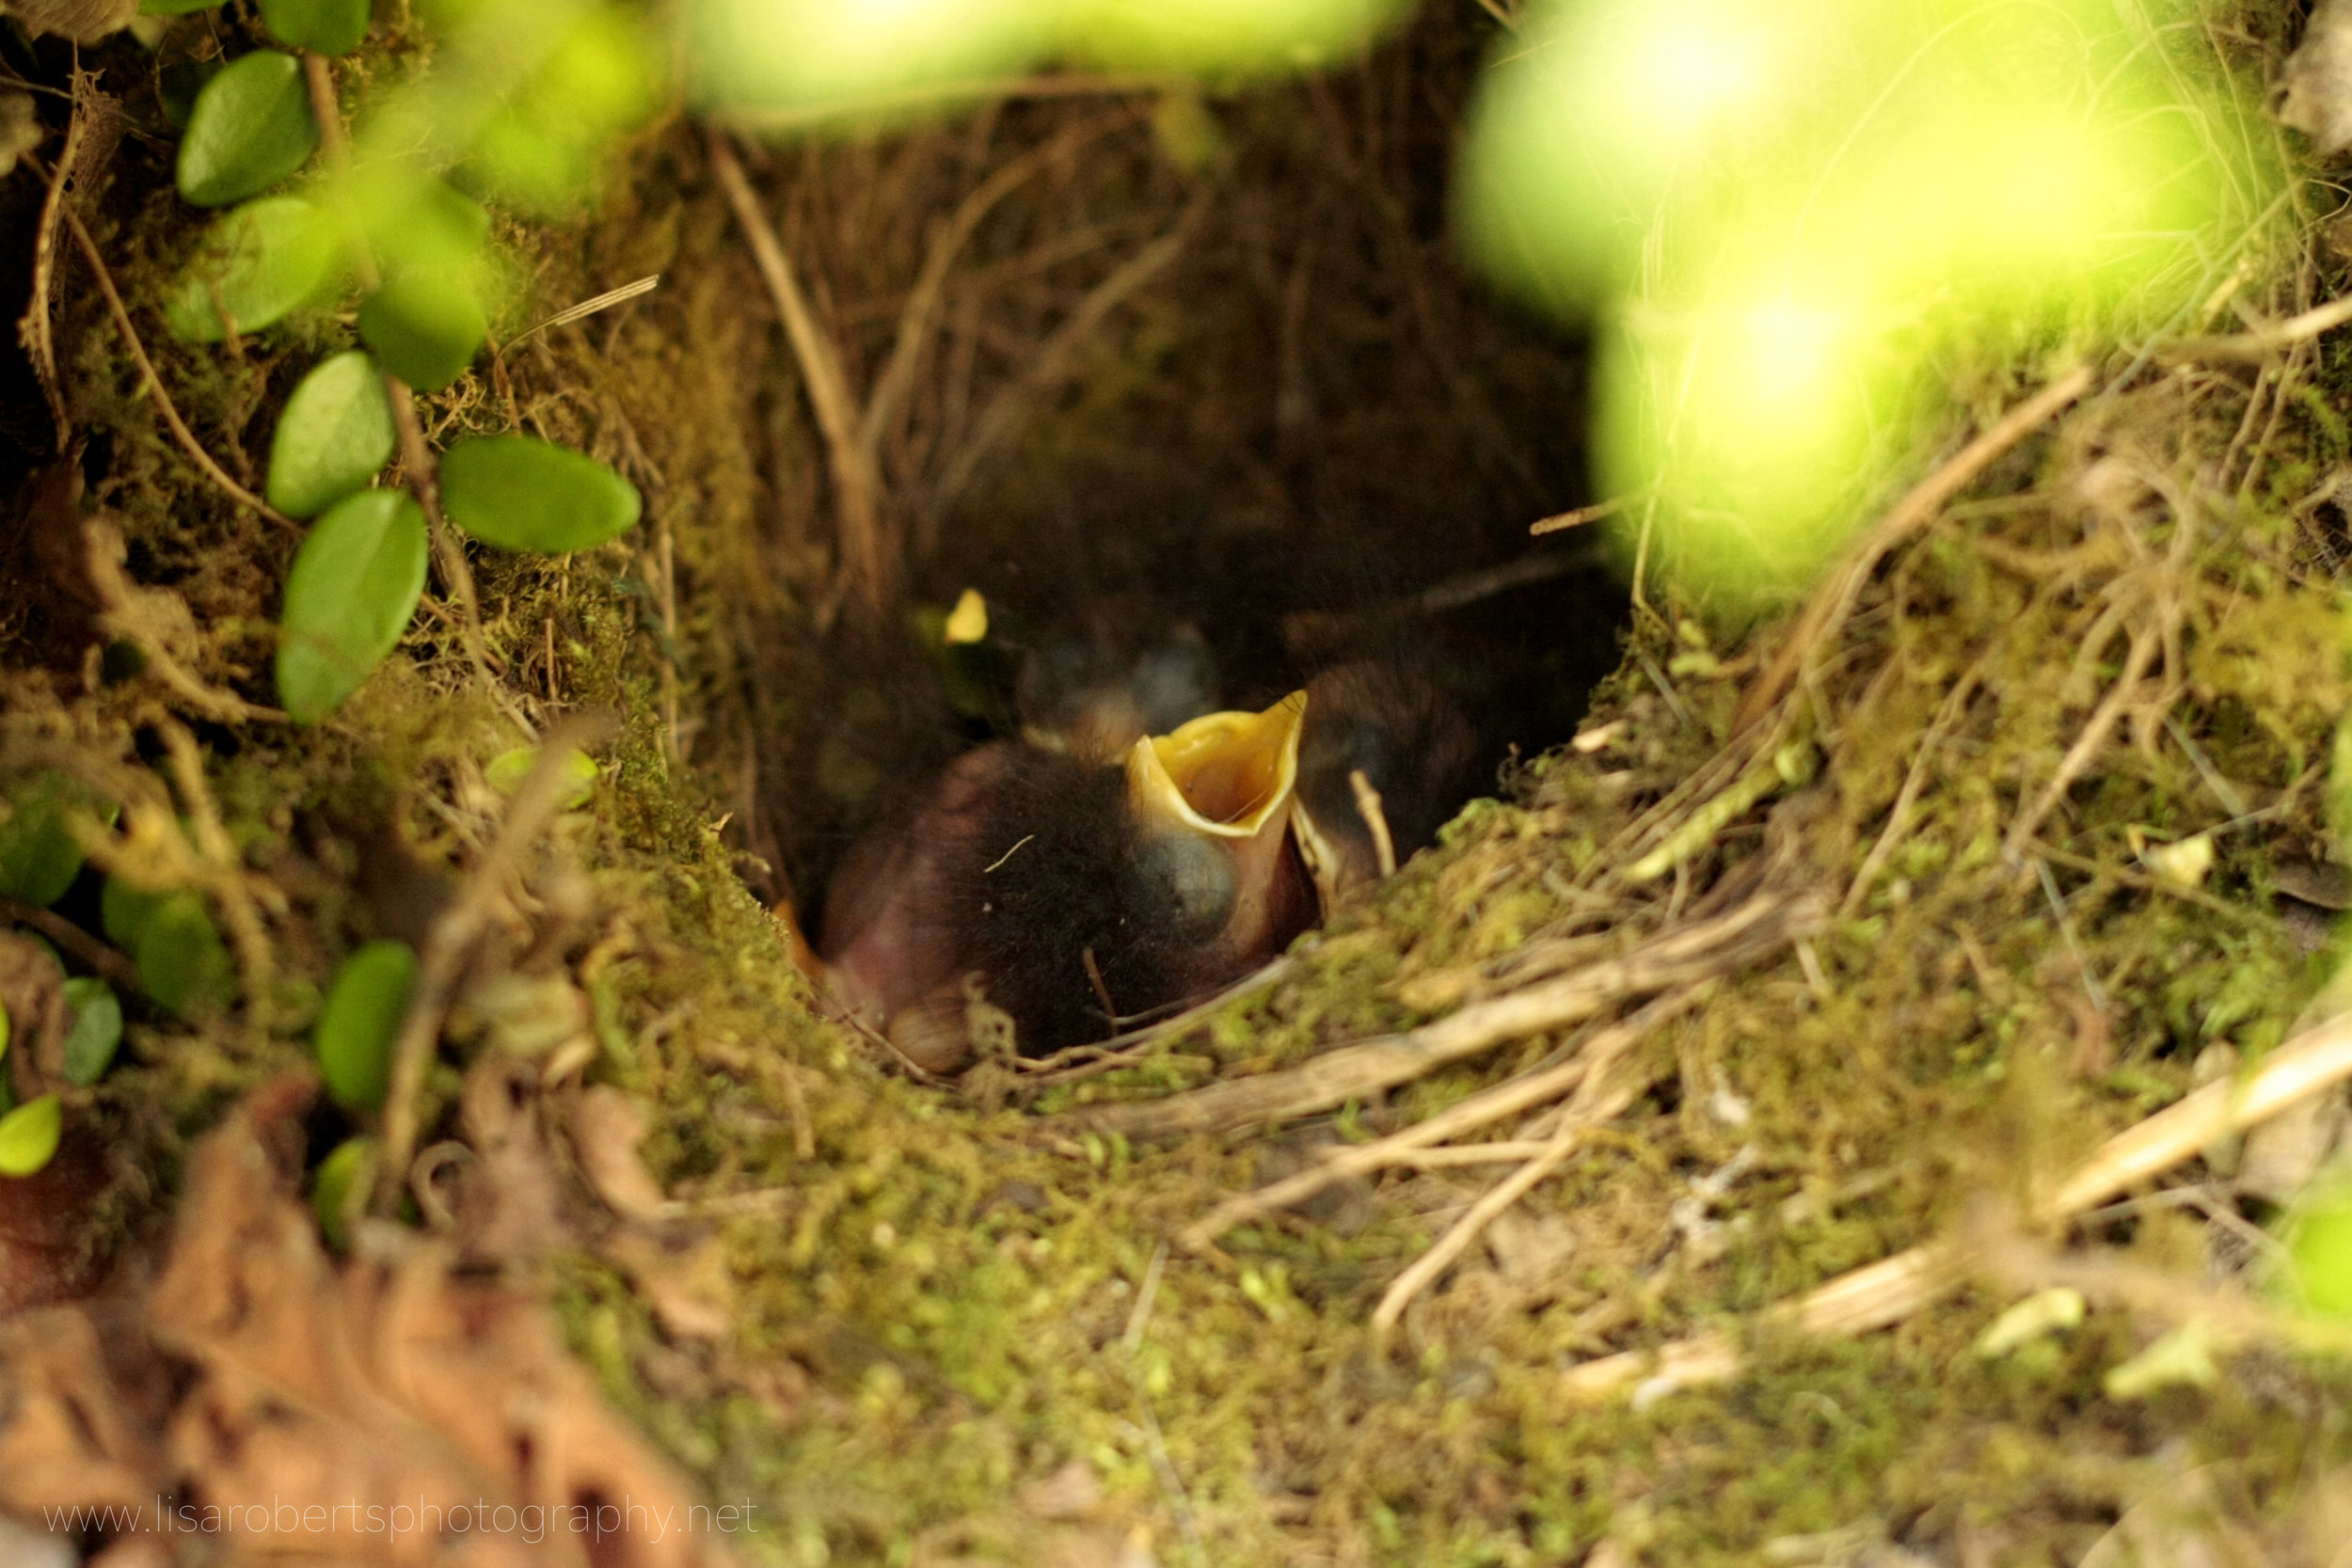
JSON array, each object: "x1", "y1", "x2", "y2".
[{"x1": 6, "y1": 2, "x2": 2352, "y2": 1565}]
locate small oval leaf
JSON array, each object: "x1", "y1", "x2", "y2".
[
  {"x1": 311, "y1": 1135, "x2": 374, "y2": 1246},
  {"x1": 58, "y1": 977, "x2": 122, "y2": 1087},
  {"x1": 0, "y1": 772, "x2": 88, "y2": 908},
  {"x1": 0, "y1": 1095, "x2": 61, "y2": 1178},
  {"x1": 267, "y1": 351, "x2": 395, "y2": 516},
  {"x1": 357, "y1": 274, "x2": 487, "y2": 392},
  {"x1": 277, "y1": 489, "x2": 429, "y2": 723},
  {"x1": 439, "y1": 436, "x2": 642, "y2": 554},
  {"x1": 260, "y1": 0, "x2": 367, "y2": 56},
  {"x1": 485, "y1": 744, "x2": 598, "y2": 806},
  {"x1": 176, "y1": 51, "x2": 318, "y2": 208},
  {"x1": 163, "y1": 196, "x2": 338, "y2": 342},
  {"x1": 315, "y1": 941, "x2": 416, "y2": 1109},
  {"x1": 137, "y1": 892, "x2": 234, "y2": 1018}
]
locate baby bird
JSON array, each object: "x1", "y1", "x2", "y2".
[
  {"x1": 818, "y1": 693, "x2": 1318, "y2": 1070},
  {"x1": 800, "y1": 574, "x2": 1506, "y2": 1072}
]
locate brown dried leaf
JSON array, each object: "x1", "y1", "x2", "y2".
[
  {"x1": 0, "y1": 1076, "x2": 747, "y2": 1568},
  {"x1": 2282, "y1": 0, "x2": 2352, "y2": 156},
  {"x1": 570, "y1": 1084, "x2": 669, "y2": 1223}
]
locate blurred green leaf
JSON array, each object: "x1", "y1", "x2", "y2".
[
  {"x1": 0, "y1": 772, "x2": 89, "y2": 908},
  {"x1": 2293, "y1": 1179, "x2": 2352, "y2": 1319},
  {"x1": 358, "y1": 274, "x2": 487, "y2": 392},
  {"x1": 58, "y1": 977, "x2": 121, "y2": 1087},
  {"x1": 261, "y1": 0, "x2": 369, "y2": 56},
  {"x1": 267, "y1": 350, "x2": 396, "y2": 517},
  {"x1": 101, "y1": 876, "x2": 164, "y2": 952},
  {"x1": 485, "y1": 744, "x2": 597, "y2": 806},
  {"x1": 0, "y1": 997, "x2": 9, "y2": 1063},
  {"x1": 137, "y1": 892, "x2": 234, "y2": 1018},
  {"x1": 469, "y1": 8, "x2": 660, "y2": 206},
  {"x1": 346, "y1": 168, "x2": 491, "y2": 279},
  {"x1": 163, "y1": 197, "x2": 340, "y2": 342},
  {"x1": 277, "y1": 489, "x2": 429, "y2": 723},
  {"x1": 177, "y1": 50, "x2": 319, "y2": 208},
  {"x1": 0, "y1": 1095, "x2": 58, "y2": 1178},
  {"x1": 141, "y1": 0, "x2": 222, "y2": 15},
  {"x1": 439, "y1": 435, "x2": 641, "y2": 553},
  {"x1": 311, "y1": 1135, "x2": 373, "y2": 1246},
  {"x1": 314, "y1": 940, "x2": 417, "y2": 1109}
]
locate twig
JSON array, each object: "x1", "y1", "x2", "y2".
[
  {"x1": 59, "y1": 204, "x2": 294, "y2": 530},
  {"x1": 1840, "y1": 663, "x2": 1983, "y2": 917},
  {"x1": 1372, "y1": 1012, "x2": 1653, "y2": 1338},
  {"x1": 386, "y1": 378, "x2": 499, "y2": 684},
  {"x1": 706, "y1": 130, "x2": 890, "y2": 620},
  {"x1": 20, "y1": 83, "x2": 85, "y2": 448},
  {"x1": 1530, "y1": 497, "x2": 1624, "y2": 535},
  {"x1": 1087, "y1": 893, "x2": 1803, "y2": 1142},
  {"x1": 2001, "y1": 623, "x2": 2158, "y2": 863},
  {"x1": 82, "y1": 515, "x2": 288, "y2": 724},
  {"x1": 932, "y1": 196, "x2": 1204, "y2": 513},
  {"x1": 1179, "y1": 988, "x2": 1704, "y2": 1252},
  {"x1": 2160, "y1": 292, "x2": 2352, "y2": 363},
  {"x1": 1733, "y1": 367, "x2": 2093, "y2": 734},
  {"x1": 0, "y1": 897, "x2": 140, "y2": 990},
  {"x1": 373, "y1": 714, "x2": 615, "y2": 1212},
  {"x1": 157, "y1": 719, "x2": 277, "y2": 1033},
  {"x1": 1347, "y1": 769, "x2": 1398, "y2": 879},
  {"x1": 862, "y1": 114, "x2": 1126, "y2": 483},
  {"x1": 1560, "y1": 1006, "x2": 2352, "y2": 1402},
  {"x1": 509, "y1": 275, "x2": 660, "y2": 344}
]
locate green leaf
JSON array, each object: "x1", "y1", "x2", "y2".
[
  {"x1": 101, "y1": 876, "x2": 165, "y2": 951},
  {"x1": 277, "y1": 489, "x2": 429, "y2": 723},
  {"x1": 314, "y1": 941, "x2": 416, "y2": 1109},
  {"x1": 267, "y1": 351, "x2": 395, "y2": 517},
  {"x1": 260, "y1": 0, "x2": 368, "y2": 56},
  {"x1": 439, "y1": 436, "x2": 641, "y2": 554},
  {"x1": 469, "y1": 8, "x2": 661, "y2": 209},
  {"x1": 163, "y1": 197, "x2": 339, "y2": 342},
  {"x1": 358, "y1": 274, "x2": 487, "y2": 392},
  {"x1": 58, "y1": 977, "x2": 122, "y2": 1087},
  {"x1": 311, "y1": 1135, "x2": 373, "y2": 1246},
  {"x1": 0, "y1": 997, "x2": 10, "y2": 1063},
  {"x1": 137, "y1": 892, "x2": 234, "y2": 1018},
  {"x1": 176, "y1": 51, "x2": 319, "y2": 208},
  {"x1": 485, "y1": 744, "x2": 598, "y2": 806},
  {"x1": 142, "y1": 0, "x2": 223, "y2": 16},
  {"x1": 348, "y1": 169, "x2": 490, "y2": 280},
  {"x1": 0, "y1": 1095, "x2": 60, "y2": 1179},
  {"x1": 0, "y1": 772, "x2": 88, "y2": 908}
]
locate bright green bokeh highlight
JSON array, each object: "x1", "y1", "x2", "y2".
[
  {"x1": 687, "y1": 0, "x2": 1412, "y2": 125},
  {"x1": 1458, "y1": 0, "x2": 2284, "y2": 603}
]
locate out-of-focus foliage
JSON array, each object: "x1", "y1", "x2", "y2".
[
  {"x1": 1455, "y1": 0, "x2": 2286, "y2": 603},
  {"x1": 162, "y1": 196, "x2": 340, "y2": 341},
  {"x1": 686, "y1": 0, "x2": 1412, "y2": 126}
]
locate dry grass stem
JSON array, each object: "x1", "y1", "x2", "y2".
[
  {"x1": 707, "y1": 130, "x2": 891, "y2": 619},
  {"x1": 2162, "y1": 291, "x2": 2352, "y2": 362},
  {"x1": 1086, "y1": 892, "x2": 1805, "y2": 1142},
  {"x1": 60, "y1": 203, "x2": 294, "y2": 530},
  {"x1": 1178, "y1": 988, "x2": 1709, "y2": 1251},
  {"x1": 1561, "y1": 1007, "x2": 2352, "y2": 1402},
  {"x1": 1734, "y1": 365, "x2": 2094, "y2": 733}
]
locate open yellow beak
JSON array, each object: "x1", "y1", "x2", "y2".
[{"x1": 1124, "y1": 691, "x2": 1307, "y2": 837}]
